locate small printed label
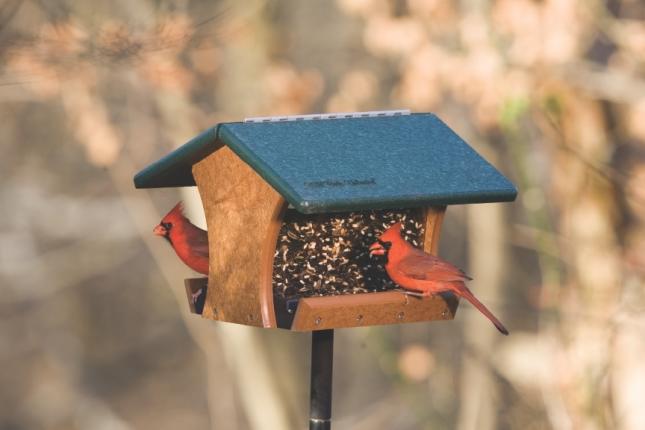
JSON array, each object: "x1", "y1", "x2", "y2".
[{"x1": 304, "y1": 178, "x2": 376, "y2": 189}]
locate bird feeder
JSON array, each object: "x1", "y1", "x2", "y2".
[
  {"x1": 134, "y1": 110, "x2": 516, "y2": 429},
  {"x1": 134, "y1": 110, "x2": 516, "y2": 330}
]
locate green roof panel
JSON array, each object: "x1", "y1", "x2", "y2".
[
  {"x1": 133, "y1": 126, "x2": 221, "y2": 188},
  {"x1": 134, "y1": 113, "x2": 517, "y2": 213}
]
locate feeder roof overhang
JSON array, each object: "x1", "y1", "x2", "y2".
[{"x1": 134, "y1": 113, "x2": 517, "y2": 214}]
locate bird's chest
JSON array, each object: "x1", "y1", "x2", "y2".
[{"x1": 170, "y1": 236, "x2": 195, "y2": 260}]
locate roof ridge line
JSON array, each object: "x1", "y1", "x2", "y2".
[{"x1": 243, "y1": 109, "x2": 411, "y2": 123}]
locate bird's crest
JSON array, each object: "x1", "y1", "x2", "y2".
[
  {"x1": 161, "y1": 201, "x2": 188, "y2": 222},
  {"x1": 169, "y1": 201, "x2": 185, "y2": 216},
  {"x1": 379, "y1": 222, "x2": 404, "y2": 241}
]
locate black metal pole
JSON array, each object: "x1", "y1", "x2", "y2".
[{"x1": 310, "y1": 329, "x2": 334, "y2": 430}]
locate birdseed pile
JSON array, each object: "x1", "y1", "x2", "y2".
[{"x1": 272, "y1": 209, "x2": 425, "y2": 302}]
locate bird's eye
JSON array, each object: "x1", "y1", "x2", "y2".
[
  {"x1": 378, "y1": 240, "x2": 392, "y2": 250},
  {"x1": 162, "y1": 222, "x2": 172, "y2": 230}
]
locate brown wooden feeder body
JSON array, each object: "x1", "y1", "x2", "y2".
[{"x1": 191, "y1": 148, "x2": 457, "y2": 330}]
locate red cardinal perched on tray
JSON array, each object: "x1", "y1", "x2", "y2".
[
  {"x1": 153, "y1": 202, "x2": 209, "y2": 302},
  {"x1": 369, "y1": 222, "x2": 508, "y2": 335}
]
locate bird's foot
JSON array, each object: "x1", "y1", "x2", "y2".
[
  {"x1": 191, "y1": 288, "x2": 203, "y2": 304},
  {"x1": 398, "y1": 290, "x2": 427, "y2": 298}
]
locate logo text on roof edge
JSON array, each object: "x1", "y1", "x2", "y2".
[{"x1": 304, "y1": 178, "x2": 377, "y2": 189}]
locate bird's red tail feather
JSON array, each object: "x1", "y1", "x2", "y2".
[{"x1": 453, "y1": 284, "x2": 509, "y2": 335}]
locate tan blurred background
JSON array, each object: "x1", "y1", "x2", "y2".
[{"x1": 1, "y1": 0, "x2": 644, "y2": 429}]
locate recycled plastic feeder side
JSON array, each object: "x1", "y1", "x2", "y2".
[{"x1": 192, "y1": 146, "x2": 283, "y2": 328}]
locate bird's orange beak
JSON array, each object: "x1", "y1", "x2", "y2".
[
  {"x1": 369, "y1": 241, "x2": 385, "y2": 256},
  {"x1": 153, "y1": 224, "x2": 167, "y2": 236}
]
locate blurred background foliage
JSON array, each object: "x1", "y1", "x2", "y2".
[{"x1": 1, "y1": 0, "x2": 644, "y2": 429}]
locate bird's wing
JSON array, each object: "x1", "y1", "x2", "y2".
[
  {"x1": 186, "y1": 226, "x2": 209, "y2": 259},
  {"x1": 396, "y1": 254, "x2": 471, "y2": 282}
]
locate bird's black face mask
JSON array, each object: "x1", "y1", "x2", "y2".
[
  {"x1": 369, "y1": 239, "x2": 392, "y2": 264},
  {"x1": 379, "y1": 240, "x2": 392, "y2": 263},
  {"x1": 161, "y1": 222, "x2": 173, "y2": 244}
]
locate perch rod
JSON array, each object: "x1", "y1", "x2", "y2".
[{"x1": 310, "y1": 329, "x2": 334, "y2": 430}]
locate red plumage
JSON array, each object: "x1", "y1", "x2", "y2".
[
  {"x1": 153, "y1": 202, "x2": 209, "y2": 275},
  {"x1": 369, "y1": 222, "x2": 508, "y2": 335}
]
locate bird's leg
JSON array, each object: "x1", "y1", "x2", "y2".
[{"x1": 191, "y1": 288, "x2": 203, "y2": 304}]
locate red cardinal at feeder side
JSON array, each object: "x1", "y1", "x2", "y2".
[
  {"x1": 153, "y1": 202, "x2": 209, "y2": 276},
  {"x1": 369, "y1": 222, "x2": 508, "y2": 335}
]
